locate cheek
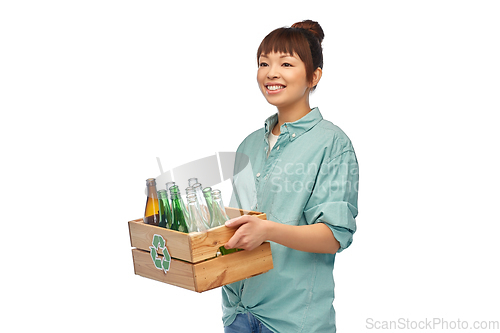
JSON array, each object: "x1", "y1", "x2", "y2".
[
  {"x1": 287, "y1": 72, "x2": 309, "y2": 91},
  {"x1": 257, "y1": 70, "x2": 266, "y2": 84}
]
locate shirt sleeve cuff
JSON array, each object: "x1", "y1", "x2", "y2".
[
  {"x1": 323, "y1": 224, "x2": 354, "y2": 253},
  {"x1": 304, "y1": 201, "x2": 357, "y2": 253}
]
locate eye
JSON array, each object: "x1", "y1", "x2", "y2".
[
  {"x1": 259, "y1": 62, "x2": 268, "y2": 67},
  {"x1": 282, "y1": 63, "x2": 292, "y2": 67}
]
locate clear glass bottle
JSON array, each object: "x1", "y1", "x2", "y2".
[
  {"x1": 186, "y1": 193, "x2": 210, "y2": 232},
  {"x1": 144, "y1": 178, "x2": 160, "y2": 226},
  {"x1": 184, "y1": 186, "x2": 196, "y2": 231},
  {"x1": 212, "y1": 189, "x2": 239, "y2": 255},
  {"x1": 157, "y1": 189, "x2": 172, "y2": 229},
  {"x1": 188, "y1": 177, "x2": 198, "y2": 187},
  {"x1": 203, "y1": 187, "x2": 215, "y2": 228},
  {"x1": 192, "y1": 183, "x2": 210, "y2": 223},
  {"x1": 169, "y1": 185, "x2": 189, "y2": 233},
  {"x1": 185, "y1": 186, "x2": 195, "y2": 196},
  {"x1": 212, "y1": 189, "x2": 229, "y2": 225}
]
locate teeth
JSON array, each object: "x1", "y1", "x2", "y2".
[{"x1": 267, "y1": 85, "x2": 285, "y2": 91}]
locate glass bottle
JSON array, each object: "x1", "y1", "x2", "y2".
[
  {"x1": 203, "y1": 187, "x2": 215, "y2": 228},
  {"x1": 184, "y1": 186, "x2": 196, "y2": 231},
  {"x1": 186, "y1": 186, "x2": 195, "y2": 196},
  {"x1": 188, "y1": 177, "x2": 198, "y2": 187},
  {"x1": 212, "y1": 189, "x2": 239, "y2": 255},
  {"x1": 165, "y1": 181, "x2": 176, "y2": 214},
  {"x1": 158, "y1": 189, "x2": 172, "y2": 229},
  {"x1": 144, "y1": 178, "x2": 160, "y2": 226},
  {"x1": 192, "y1": 183, "x2": 210, "y2": 223},
  {"x1": 169, "y1": 185, "x2": 189, "y2": 233},
  {"x1": 186, "y1": 193, "x2": 210, "y2": 232},
  {"x1": 212, "y1": 189, "x2": 230, "y2": 225}
]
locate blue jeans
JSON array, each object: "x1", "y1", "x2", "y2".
[{"x1": 224, "y1": 312, "x2": 274, "y2": 333}]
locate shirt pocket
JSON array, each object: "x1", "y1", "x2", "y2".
[{"x1": 268, "y1": 162, "x2": 318, "y2": 224}]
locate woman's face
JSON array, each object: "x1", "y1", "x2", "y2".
[{"x1": 257, "y1": 52, "x2": 311, "y2": 111}]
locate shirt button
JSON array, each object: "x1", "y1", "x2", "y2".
[
  {"x1": 256, "y1": 173, "x2": 261, "y2": 177},
  {"x1": 292, "y1": 133, "x2": 296, "y2": 138},
  {"x1": 276, "y1": 146, "x2": 280, "y2": 150}
]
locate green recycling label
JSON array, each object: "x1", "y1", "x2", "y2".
[{"x1": 149, "y1": 234, "x2": 171, "y2": 273}]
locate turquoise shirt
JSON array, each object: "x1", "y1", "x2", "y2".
[{"x1": 222, "y1": 107, "x2": 359, "y2": 333}]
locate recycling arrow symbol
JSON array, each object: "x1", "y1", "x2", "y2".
[{"x1": 150, "y1": 234, "x2": 171, "y2": 273}]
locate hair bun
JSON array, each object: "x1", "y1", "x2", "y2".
[{"x1": 291, "y1": 20, "x2": 324, "y2": 44}]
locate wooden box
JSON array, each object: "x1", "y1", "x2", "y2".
[{"x1": 129, "y1": 207, "x2": 273, "y2": 292}]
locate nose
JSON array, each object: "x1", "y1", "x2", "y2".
[{"x1": 266, "y1": 65, "x2": 280, "y2": 79}]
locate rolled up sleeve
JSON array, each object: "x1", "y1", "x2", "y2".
[{"x1": 304, "y1": 150, "x2": 359, "y2": 252}]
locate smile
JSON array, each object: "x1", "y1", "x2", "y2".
[{"x1": 265, "y1": 84, "x2": 286, "y2": 94}]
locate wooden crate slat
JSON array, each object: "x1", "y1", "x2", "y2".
[
  {"x1": 129, "y1": 219, "x2": 193, "y2": 262},
  {"x1": 132, "y1": 248, "x2": 196, "y2": 291},
  {"x1": 225, "y1": 207, "x2": 265, "y2": 219},
  {"x1": 193, "y1": 242, "x2": 273, "y2": 292}
]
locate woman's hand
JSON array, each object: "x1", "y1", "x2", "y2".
[
  {"x1": 224, "y1": 216, "x2": 271, "y2": 251},
  {"x1": 225, "y1": 215, "x2": 340, "y2": 254}
]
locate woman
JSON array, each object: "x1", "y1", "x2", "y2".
[{"x1": 223, "y1": 20, "x2": 359, "y2": 333}]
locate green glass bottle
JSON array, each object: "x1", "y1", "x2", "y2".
[
  {"x1": 166, "y1": 181, "x2": 177, "y2": 217},
  {"x1": 169, "y1": 185, "x2": 189, "y2": 233},
  {"x1": 158, "y1": 189, "x2": 172, "y2": 229}
]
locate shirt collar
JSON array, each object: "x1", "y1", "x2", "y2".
[{"x1": 264, "y1": 107, "x2": 323, "y2": 142}]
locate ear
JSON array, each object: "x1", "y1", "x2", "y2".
[{"x1": 309, "y1": 67, "x2": 323, "y2": 88}]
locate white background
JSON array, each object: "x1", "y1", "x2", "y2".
[{"x1": 1, "y1": 1, "x2": 499, "y2": 332}]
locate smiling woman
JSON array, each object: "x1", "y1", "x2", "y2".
[
  {"x1": 255, "y1": 21, "x2": 325, "y2": 133},
  {"x1": 222, "y1": 20, "x2": 359, "y2": 333}
]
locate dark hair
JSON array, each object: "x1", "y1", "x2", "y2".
[{"x1": 257, "y1": 20, "x2": 324, "y2": 90}]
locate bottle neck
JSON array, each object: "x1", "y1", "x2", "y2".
[
  {"x1": 147, "y1": 186, "x2": 158, "y2": 199},
  {"x1": 158, "y1": 189, "x2": 168, "y2": 200},
  {"x1": 186, "y1": 194, "x2": 197, "y2": 205}
]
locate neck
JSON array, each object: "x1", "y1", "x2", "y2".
[{"x1": 272, "y1": 101, "x2": 311, "y2": 135}]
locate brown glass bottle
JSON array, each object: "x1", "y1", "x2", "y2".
[{"x1": 144, "y1": 178, "x2": 160, "y2": 226}]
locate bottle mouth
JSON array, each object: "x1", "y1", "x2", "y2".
[
  {"x1": 186, "y1": 193, "x2": 197, "y2": 202},
  {"x1": 169, "y1": 185, "x2": 180, "y2": 195}
]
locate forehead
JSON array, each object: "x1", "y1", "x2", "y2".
[{"x1": 259, "y1": 52, "x2": 298, "y2": 59}]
